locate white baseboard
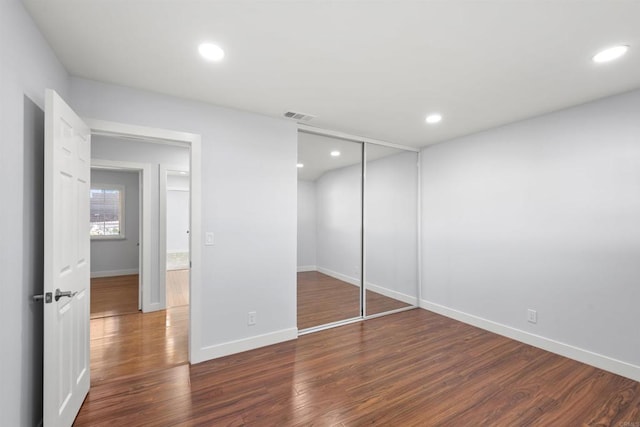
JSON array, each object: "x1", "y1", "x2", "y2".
[
  {"x1": 317, "y1": 267, "x2": 360, "y2": 286},
  {"x1": 191, "y1": 327, "x2": 298, "y2": 364},
  {"x1": 297, "y1": 265, "x2": 317, "y2": 272},
  {"x1": 367, "y1": 282, "x2": 418, "y2": 305},
  {"x1": 90, "y1": 268, "x2": 139, "y2": 278},
  {"x1": 144, "y1": 302, "x2": 164, "y2": 313},
  {"x1": 420, "y1": 299, "x2": 640, "y2": 383}
]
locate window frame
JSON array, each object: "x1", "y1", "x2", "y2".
[{"x1": 90, "y1": 183, "x2": 126, "y2": 240}]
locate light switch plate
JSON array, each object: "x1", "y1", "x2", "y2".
[{"x1": 205, "y1": 232, "x2": 214, "y2": 246}]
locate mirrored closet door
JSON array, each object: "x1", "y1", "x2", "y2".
[
  {"x1": 364, "y1": 145, "x2": 419, "y2": 317},
  {"x1": 297, "y1": 133, "x2": 363, "y2": 331}
]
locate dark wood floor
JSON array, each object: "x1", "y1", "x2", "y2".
[
  {"x1": 91, "y1": 274, "x2": 140, "y2": 319},
  {"x1": 91, "y1": 271, "x2": 190, "y2": 319},
  {"x1": 297, "y1": 271, "x2": 410, "y2": 330},
  {"x1": 76, "y1": 301, "x2": 640, "y2": 426},
  {"x1": 89, "y1": 273, "x2": 189, "y2": 386}
]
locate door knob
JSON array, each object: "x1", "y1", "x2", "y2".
[{"x1": 55, "y1": 288, "x2": 78, "y2": 302}]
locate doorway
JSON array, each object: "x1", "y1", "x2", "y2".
[
  {"x1": 87, "y1": 134, "x2": 192, "y2": 384},
  {"x1": 83, "y1": 121, "x2": 200, "y2": 385},
  {"x1": 89, "y1": 167, "x2": 141, "y2": 318},
  {"x1": 162, "y1": 169, "x2": 191, "y2": 309}
]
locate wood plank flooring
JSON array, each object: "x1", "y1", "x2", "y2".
[
  {"x1": 90, "y1": 305, "x2": 189, "y2": 386},
  {"x1": 76, "y1": 307, "x2": 640, "y2": 426},
  {"x1": 89, "y1": 272, "x2": 190, "y2": 386},
  {"x1": 167, "y1": 269, "x2": 190, "y2": 307},
  {"x1": 91, "y1": 271, "x2": 189, "y2": 319},
  {"x1": 297, "y1": 271, "x2": 410, "y2": 330},
  {"x1": 91, "y1": 275, "x2": 140, "y2": 319}
]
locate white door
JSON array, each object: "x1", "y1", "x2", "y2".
[
  {"x1": 43, "y1": 89, "x2": 91, "y2": 426},
  {"x1": 167, "y1": 187, "x2": 190, "y2": 267}
]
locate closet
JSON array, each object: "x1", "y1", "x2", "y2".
[{"x1": 297, "y1": 129, "x2": 419, "y2": 332}]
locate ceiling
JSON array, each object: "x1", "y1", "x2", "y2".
[{"x1": 22, "y1": 0, "x2": 640, "y2": 148}]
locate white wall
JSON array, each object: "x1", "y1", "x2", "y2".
[
  {"x1": 70, "y1": 77, "x2": 298, "y2": 362},
  {"x1": 297, "y1": 180, "x2": 317, "y2": 270},
  {"x1": 93, "y1": 136, "x2": 190, "y2": 169},
  {"x1": 90, "y1": 169, "x2": 140, "y2": 277},
  {"x1": 421, "y1": 89, "x2": 640, "y2": 381},
  {"x1": 316, "y1": 163, "x2": 362, "y2": 283},
  {"x1": 91, "y1": 136, "x2": 188, "y2": 305},
  {"x1": 366, "y1": 150, "x2": 419, "y2": 302},
  {"x1": 0, "y1": 0, "x2": 69, "y2": 425}
]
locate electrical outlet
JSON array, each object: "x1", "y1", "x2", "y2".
[
  {"x1": 527, "y1": 309, "x2": 537, "y2": 324},
  {"x1": 248, "y1": 311, "x2": 257, "y2": 326}
]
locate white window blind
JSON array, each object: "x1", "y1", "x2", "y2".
[{"x1": 90, "y1": 184, "x2": 125, "y2": 239}]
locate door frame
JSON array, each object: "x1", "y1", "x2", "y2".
[
  {"x1": 159, "y1": 165, "x2": 191, "y2": 307},
  {"x1": 90, "y1": 160, "x2": 152, "y2": 311},
  {"x1": 84, "y1": 119, "x2": 202, "y2": 362}
]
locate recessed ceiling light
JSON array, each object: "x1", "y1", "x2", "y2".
[
  {"x1": 425, "y1": 113, "x2": 443, "y2": 124},
  {"x1": 592, "y1": 45, "x2": 629, "y2": 63},
  {"x1": 297, "y1": 163, "x2": 304, "y2": 168},
  {"x1": 330, "y1": 151, "x2": 341, "y2": 157},
  {"x1": 198, "y1": 43, "x2": 225, "y2": 62}
]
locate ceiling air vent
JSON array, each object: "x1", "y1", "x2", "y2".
[{"x1": 283, "y1": 111, "x2": 315, "y2": 122}]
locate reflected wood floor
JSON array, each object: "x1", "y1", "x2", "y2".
[
  {"x1": 75, "y1": 308, "x2": 640, "y2": 426},
  {"x1": 297, "y1": 271, "x2": 410, "y2": 330}
]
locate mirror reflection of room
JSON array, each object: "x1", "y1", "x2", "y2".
[
  {"x1": 297, "y1": 133, "x2": 362, "y2": 330},
  {"x1": 297, "y1": 133, "x2": 421, "y2": 331},
  {"x1": 365, "y1": 145, "x2": 419, "y2": 316}
]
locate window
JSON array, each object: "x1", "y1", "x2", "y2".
[{"x1": 90, "y1": 184, "x2": 125, "y2": 239}]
